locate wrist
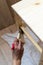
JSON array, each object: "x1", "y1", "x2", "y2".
[{"x1": 13, "y1": 59, "x2": 21, "y2": 65}]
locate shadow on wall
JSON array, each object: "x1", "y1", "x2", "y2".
[
  {"x1": 0, "y1": 0, "x2": 20, "y2": 30},
  {"x1": 6, "y1": 0, "x2": 21, "y2": 26}
]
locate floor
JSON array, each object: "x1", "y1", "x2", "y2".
[
  {"x1": 0, "y1": 38, "x2": 12, "y2": 65},
  {"x1": 0, "y1": 24, "x2": 17, "y2": 65}
]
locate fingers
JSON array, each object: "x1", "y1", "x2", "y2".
[
  {"x1": 14, "y1": 38, "x2": 19, "y2": 43},
  {"x1": 14, "y1": 38, "x2": 24, "y2": 50},
  {"x1": 12, "y1": 38, "x2": 24, "y2": 60}
]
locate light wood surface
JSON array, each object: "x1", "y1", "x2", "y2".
[{"x1": 11, "y1": 0, "x2": 43, "y2": 41}]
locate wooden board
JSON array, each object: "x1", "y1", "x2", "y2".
[{"x1": 11, "y1": 0, "x2": 43, "y2": 41}]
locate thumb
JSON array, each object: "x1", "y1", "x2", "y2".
[{"x1": 18, "y1": 39, "x2": 21, "y2": 50}]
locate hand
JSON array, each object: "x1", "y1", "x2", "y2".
[{"x1": 12, "y1": 38, "x2": 24, "y2": 60}]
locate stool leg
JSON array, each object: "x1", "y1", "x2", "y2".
[{"x1": 39, "y1": 51, "x2": 43, "y2": 65}]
